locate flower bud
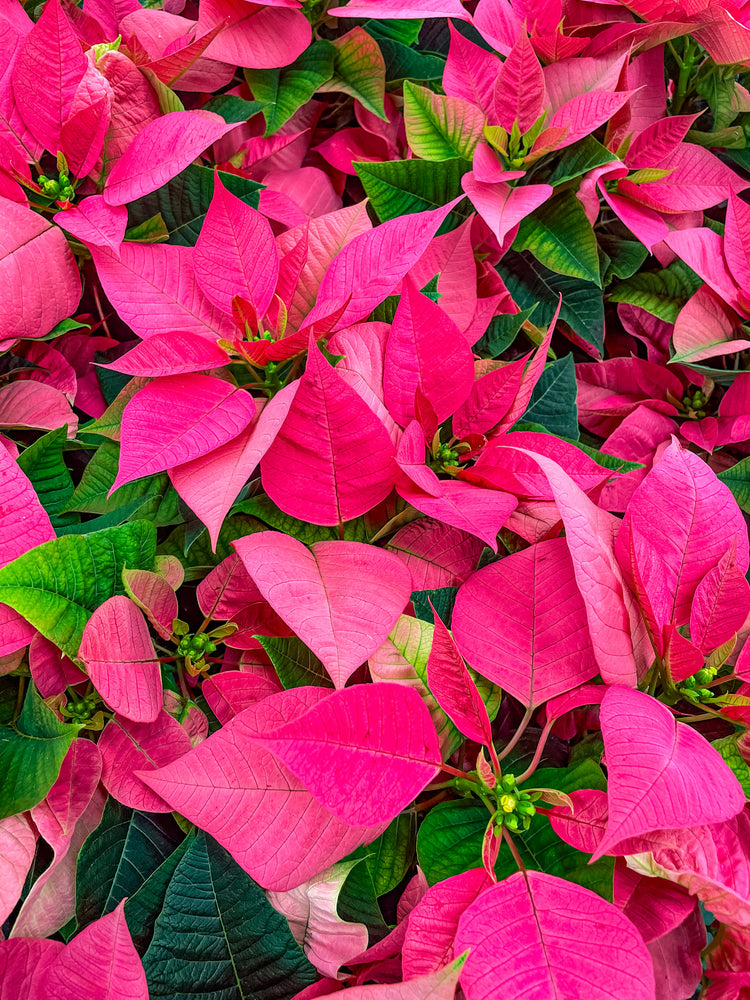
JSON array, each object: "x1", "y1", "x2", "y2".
[
  {"x1": 499, "y1": 794, "x2": 518, "y2": 814},
  {"x1": 500, "y1": 773, "x2": 517, "y2": 792}
]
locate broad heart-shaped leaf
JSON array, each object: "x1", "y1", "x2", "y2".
[
  {"x1": 403, "y1": 80, "x2": 485, "y2": 161},
  {"x1": 43, "y1": 901, "x2": 148, "y2": 1000},
  {"x1": 234, "y1": 532, "x2": 412, "y2": 688},
  {"x1": 301, "y1": 198, "x2": 462, "y2": 330},
  {"x1": 383, "y1": 275, "x2": 474, "y2": 428},
  {"x1": 1, "y1": 197, "x2": 81, "y2": 341},
  {"x1": 261, "y1": 340, "x2": 396, "y2": 526},
  {"x1": 141, "y1": 832, "x2": 315, "y2": 999},
  {"x1": 452, "y1": 537, "x2": 598, "y2": 708},
  {"x1": 454, "y1": 871, "x2": 655, "y2": 1000},
  {"x1": 617, "y1": 439, "x2": 749, "y2": 627},
  {"x1": 426, "y1": 604, "x2": 493, "y2": 747},
  {"x1": 194, "y1": 174, "x2": 279, "y2": 316},
  {"x1": 593, "y1": 686, "x2": 746, "y2": 860},
  {"x1": 0, "y1": 440, "x2": 54, "y2": 566},
  {"x1": 79, "y1": 597, "x2": 162, "y2": 723},
  {"x1": 75, "y1": 798, "x2": 185, "y2": 933},
  {"x1": 249, "y1": 683, "x2": 442, "y2": 827},
  {"x1": 112, "y1": 375, "x2": 257, "y2": 492},
  {"x1": 0, "y1": 521, "x2": 156, "y2": 661},
  {"x1": 104, "y1": 112, "x2": 238, "y2": 205},
  {"x1": 137, "y1": 689, "x2": 387, "y2": 891},
  {"x1": 0, "y1": 684, "x2": 80, "y2": 820}
]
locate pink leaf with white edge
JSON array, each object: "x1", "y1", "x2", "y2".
[
  {"x1": 492, "y1": 32, "x2": 547, "y2": 134},
  {"x1": 397, "y1": 477, "x2": 517, "y2": 552},
  {"x1": 54, "y1": 196, "x2": 127, "y2": 253},
  {"x1": 194, "y1": 174, "x2": 279, "y2": 316},
  {"x1": 453, "y1": 538, "x2": 599, "y2": 708},
  {"x1": 454, "y1": 871, "x2": 656, "y2": 1000},
  {"x1": 426, "y1": 603, "x2": 493, "y2": 746},
  {"x1": 691, "y1": 541, "x2": 750, "y2": 655},
  {"x1": 672, "y1": 285, "x2": 750, "y2": 365},
  {"x1": 122, "y1": 568, "x2": 178, "y2": 641},
  {"x1": 78, "y1": 596, "x2": 162, "y2": 723},
  {"x1": 461, "y1": 174, "x2": 553, "y2": 247},
  {"x1": 267, "y1": 861, "x2": 369, "y2": 978},
  {"x1": 0, "y1": 939, "x2": 64, "y2": 1000},
  {"x1": 249, "y1": 683, "x2": 441, "y2": 827},
  {"x1": 452, "y1": 356, "x2": 527, "y2": 439},
  {"x1": 0, "y1": 814, "x2": 37, "y2": 926},
  {"x1": 103, "y1": 111, "x2": 238, "y2": 205},
  {"x1": 31, "y1": 739, "x2": 102, "y2": 854},
  {"x1": 301, "y1": 199, "x2": 462, "y2": 331},
  {"x1": 616, "y1": 439, "x2": 749, "y2": 627},
  {"x1": 0, "y1": 198, "x2": 81, "y2": 341},
  {"x1": 112, "y1": 374, "x2": 257, "y2": 491},
  {"x1": 260, "y1": 339, "x2": 396, "y2": 526},
  {"x1": 43, "y1": 901, "x2": 148, "y2": 1000},
  {"x1": 386, "y1": 519, "x2": 484, "y2": 591},
  {"x1": 98, "y1": 711, "x2": 192, "y2": 813},
  {"x1": 513, "y1": 448, "x2": 648, "y2": 686},
  {"x1": 593, "y1": 685, "x2": 745, "y2": 861},
  {"x1": 90, "y1": 244, "x2": 235, "y2": 340},
  {"x1": 233, "y1": 532, "x2": 413, "y2": 688},
  {"x1": 330, "y1": 0, "x2": 470, "y2": 16},
  {"x1": 202, "y1": 671, "x2": 282, "y2": 725},
  {"x1": 11, "y1": 0, "x2": 87, "y2": 153},
  {"x1": 138, "y1": 688, "x2": 387, "y2": 890},
  {"x1": 383, "y1": 275, "x2": 474, "y2": 427},
  {"x1": 0, "y1": 443, "x2": 54, "y2": 567},
  {"x1": 170, "y1": 383, "x2": 298, "y2": 550},
  {"x1": 613, "y1": 860, "x2": 697, "y2": 944},
  {"x1": 402, "y1": 868, "x2": 493, "y2": 980},
  {"x1": 100, "y1": 331, "x2": 231, "y2": 378}
]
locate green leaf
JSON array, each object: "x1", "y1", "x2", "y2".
[
  {"x1": 599, "y1": 237, "x2": 649, "y2": 283},
  {"x1": 317, "y1": 27, "x2": 386, "y2": 119},
  {"x1": 498, "y1": 252, "x2": 604, "y2": 352},
  {"x1": 411, "y1": 587, "x2": 459, "y2": 629},
  {"x1": 202, "y1": 95, "x2": 266, "y2": 123},
  {"x1": 76, "y1": 798, "x2": 185, "y2": 932},
  {"x1": 514, "y1": 191, "x2": 600, "y2": 285},
  {"x1": 17, "y1": 426, "x2": 78, "y2": 531},
  {"x1": 141, "y1": 832, "x2": 316, "y2": 999},
  {"x1": 255, "y1": 635, "x2": 334, "y2": 690},
  {"x1": 417, "y1": 799, "x2": 489, "y2": 885},
  {"x1": 57, "y1": 501, "x2": 159, "y2": 535},
  {"x1": 0, "y1": 521, "x2": 156, "y2": 659},
  {"x1": 473, "y1": 305, "x2": 537, "y2": 358},
  {"x1": 233, "y1": 495, "x2": 370, "y2": 543},
  {"x1": 158, "y1": 515, "x2": 265, "y2": 582},
  {"x1": 245, "y1": 41, "x2": 335, "y2": 135},
  {"x1": 719, "y1": 455, "x2": 750, "y2": 514},
  {"x1": 123, "y1": 213, "x2": 170, "y2": 244},
  {"x1": 363, "y1": 18, "x2": 422, "y2": 46},
  {"x1": 0, "y1": 685, "x2": 81, "y2": 820},
  {"x1": 366, "y1": 25, "x2": 445, "y2": 84},
  {"x1": 696, "y1": 67, "x2": 744, "y2": 131},
  {"x1": 125, "y1": 836, "x2": 195, "y2": 956},
  {"x1": 523, "y1": 354, "x2": 579, "y2": 439},
  {"x1": 127, "y1": 165, "x2": 263, "y2": 247},
  {"x1": 609, "y1": 260, "x2": 702, "y2": 323},
  {"x1": 546, "y1": 136, "x2": 618, "y2": 186},
  {"x1": 403, "y1": 80, "x2": 483, "y2": 161},
  {"x1": 712, "y1": 734, "x2": 750, "y2": 796},
  {"x1": 64, "y1": 439, "x2": 181, "y2": 527},
  {"x1": 356, "y1": 157, "x2": 470, "y2": 222}
]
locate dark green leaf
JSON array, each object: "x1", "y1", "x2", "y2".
[
  {"x1": 366, "y1": 30, "x2": 445, "y2": 84},
  {"x1": 255, "y1": 635, "x2": 334, "y2": 689},
  {"x1": 355, "y1": 158, "x2": 469, "y2": 222},
  {"x1": 245, "y1": 41, "x2": 335, "y2": 135},
  {"x1": 515, "y1": 191, "x2": 600, "y2": 285},
  {"x1": 202, "y1": 96, "x2": 266, "y2": 123},
  {"x1": 411, "y1": 587, "x2": 459, "y2": 628},
  {"x1": 473, "y1": 305, "x2": 537, "y2": 357},
  {"x1": 417, "y1": 799, "x2": 489, "y2": 885},
  {"x1": 599, "y1": 238, "x2": 649, "y2": 283},
  {"x1": 233, "y1": 495, "x2": 370, "y2": 542},
  {"x1": 17, "y1": 426, "x2": 78, "y2": 531},
  {"x1": 523, "y1": 354, "x2": 579, "y2": 439},
  {"x1": 546, "y1": 136, "x2": 618, "y2": 186},
  {"x1": 364, "y1": 18, "x2": 422, "y2": 46},
  {"x1": 125, "y1": 836, "x2": 195, "y2": 955},
  {"x1": 719, "y1": 456, "x2": 750, "y2": 514},
  {"x1": 157, "y1": 515, "x2": 265, "y2": 582}
]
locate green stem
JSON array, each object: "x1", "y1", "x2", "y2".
[{"x1": 502, "y1": 826, "x2": 527, "y2": 872}]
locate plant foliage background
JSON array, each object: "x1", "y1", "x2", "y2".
[{"x1": 7, "y1": 0, "x2": 750, "y2": 997}]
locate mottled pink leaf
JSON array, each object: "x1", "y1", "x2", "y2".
[
  {"x1": 78, "y1": 596, "x2": 162, "y2": 723},
  {"x1": 95, "y1": 49, "x2": 161, "y2": 178},
  {"x1": 103, "y1": 111, "x2": 237, "y2": 205},
  {"x1": 250, "y1": 683, "x2": 441, "y2": 827},
  {"x1": 233, "y1": 532, "x2": 412, "y2": 688},
  {"x1": 0, "y1": 814, "x2": 36, "y2": 925},
  {"x1": 593, "y1": 685, "x2": 745, "y2": 860},
  {"x1": 0, "y1": 443, "x2": 54, "y2": 567},
  {"x1": 0, "y1": 197, "x2": 81, "y2": 340},
  {"x1": 386, "y1": 519, "x2": 483, "y2": 591},
  {"x1": 663, "y1": 624, "x2": 704, "y2": 684},
  {"x1": 301, "y1": 199, "x2": 462, "y2": 330},
  {"x1": 138, "y1": 688, "x2": 387, "y2": 890},
  {"x1": 260, "y1": 339, "x2": 396, "y2": 525},
  {"x1": 99, "y1": 711, "x2": 192, "y2": 812},
  {"x1": 453, "y1": 538, "x2": 598, "y2": 707},
  {"x1": 647, "y1": 905, "x2": 705, "y2": 1000},
  {"x1": 691, "y1": 541, "x2": 750, "y2": 654},
  {"x1": 112, "y1": 374, "x2": 256, "y2": 491},
  {"x1": 426, "y1": 604, "x2": 493, "y2": 746},
  {"x1": 60, "y1": 62, "x2": 113, "y2": 178},
  {"x1": 54, "y1": 196, "x2": 127, "y2": 253}
]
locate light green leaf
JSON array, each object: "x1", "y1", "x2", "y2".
[
  {"x1": 719, "y1": 456, "x2": 750, "y2": 514},
  {"x1": 609, "y1": 260, "x2": 702, "y2": 323},
  {"x1": 403, "y1": 80, "x2": 485, "y2": 161},
  {"x1": 514, "y1": 190, "x2": 600, "y2": 285},
  {"x1": 712, "y1": 734, "x2": 750, "y2": 796}
]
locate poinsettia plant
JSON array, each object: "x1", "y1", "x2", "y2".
[{"x1": 7, "y1": 0, "x2": 750, "y2": 997}]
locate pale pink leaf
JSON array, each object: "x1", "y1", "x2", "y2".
[
  {"x1": 672, "y1": 285, "x2": 750, "y2": 365},
  {"x1": 0, "y1": 381, "x2": 77, "y2": 436},
  {"x1": 454, "y1": 870, "x2": 656, "y2": 1000},
  {"x1": 78, "y1": 596, "x2": 162, "y2": 723},
  {"x1": 260, "y1": 339, "x2": 397, "y2": 526},
  {"x1": 328, "y1": 959, "x2": 466, "y2": 999},
  {"x1": 122, "y1": 568, "x2": 178, "y2": 641},
  {"x1": 103, "y1": 111, "x2": 237, "y2": 205},
  {"x1": 664, "y1": 228, "x2": 745, "y2": 314},
  {"x1": 452, "y1": 537, "x2": 599, "y2": 707},
  {"x1": 250, "y1": 683, "x2": 441, "y2": 827},
  {"x1": 112, "y1": 374, "x2": 257, "y2": 491},
  {"x1": 593, "y1": 685, "x2": 746, "y2": 860},
  {"x1": 98, "y1": 711, "x2": 192, "y2": 812},
  {"x1": 0, "y1": 814, "x2": 37, "y2": 925},
  {"x1": 0, "y1": 443, "x2": 54, "y2": 567},
  {"x1": 196, "y1": 551, "x2": 291, "y2": 648},
  {"x1": 472, "y1": 0, "x2": 522, "y2": 54},
  {"x1": 397, "y1": 478, "x2": 517, "y2": 552},
  {"x1": 386, "y1": 519, "x2": 483, "y2": 590},
  {"x1": 233, "y1": 532, "x2": 413, "y2": 688},
  {"x1": 54, "y1": 196, "x2": 127, "y2": 253}
]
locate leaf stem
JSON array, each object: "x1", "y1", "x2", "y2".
[
  {"x1": 516, "y1": 719, "x2": 554, "y2": 785},
  {"x1": 502, "y1": 826, "x2": 527, "y2": 872}
]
